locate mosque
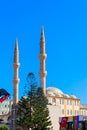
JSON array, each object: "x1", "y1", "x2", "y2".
[{"x1": 0, "y1": 27, "x2": 87, "y2": 130}]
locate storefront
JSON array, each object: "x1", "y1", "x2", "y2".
[{"x1": 59, "y1": 115, "x2": 87, "y2": 130}]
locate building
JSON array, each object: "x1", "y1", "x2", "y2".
[
  {"x1": 80, "y1": 104, "x2": 87, "y2": 115},
  {"x1": 38, "y1": 27, "x2": 87, "y2": 130},
  {"x1": 48, "y1": 105, "x2": 61, "y2": 130},
  {"x1": 46, "y1": 87, "x2": 80, "y2": 117},
  {"x1": 0, "y1": 27, "x2": 87, "y2": 130},
  {"x1": 0, "y1": 100, "x2": 12, "y2": 115},
  {"x1": 38, "y1": 27, "x2": 87, "y2": 114},
  {"x1": 0, "y1": 99, "x2": 12, "y2": 127}
]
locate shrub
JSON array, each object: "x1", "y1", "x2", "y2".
[{"x1": 0, "y1": 126, "x2": 9, "y2": 130}]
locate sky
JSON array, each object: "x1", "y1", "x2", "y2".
[{"x1": 0, "y1": 0, "x2": 87, "y2": 104}]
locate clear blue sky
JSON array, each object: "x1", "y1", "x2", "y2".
[{"x1": 0, "y1": 0, "x2": 87, "y2": 104}]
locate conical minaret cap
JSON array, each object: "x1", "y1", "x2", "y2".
[
  {"x1": 15, "y1": 38, "x2": 19, "y2": 51},
  {"x1": 14, "y1": 38, "x2": 19, "y2": 63},
  {"x1": 40, "y1": 26, "x2": 45, "y2": 43},
  {"x1": 40, "y1": 26, "x2": 46, "y2": 54}
]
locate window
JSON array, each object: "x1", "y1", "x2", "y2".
[
  {"x1": 62, "y1": 109, "x2": 64, "y2": 114},
  {"x1": 52, "y1": 98, "x2": 56, "y2": 103},
  {"x1": 70, "y1": 100, "x2": 72, "y2": 105},
  {"x1": 60, "y1": 99, "x2": 64, "y2": 104},
  {"x1": 60, "y1": 99, "x2": 61, "y2": 104},
  {"x1": 81, "y1": 110, "x2": 83, "y2": 115},
  {"x1": 62, "y1": 99, "x2": 64, "y2": 104},
  {"x1": 67, "y1": 109, "x2": 69, "y2": 115},
  {"x1": 77, "y1": 110, "x2": 79, "y2": 115},
  {"x1": 84, "y1": 111, "x2": 86, "y2": 115},
  {"x1": 67, "y1": 100, "x2": 69, "y2": 105},
  {"x1": 70, "y1": 110, "x2": 72, "y2": 115},
  {"x1": 75, "y1": 100, "x2": 77, "y2": 106},
  {"x1": 75, "y1": 110, "x2": 77, "y2": 115},
  {"x1": 77, "y1": 101, "x2": 79, "y2": 106}
]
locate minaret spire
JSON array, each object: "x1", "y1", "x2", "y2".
[
  {"x1": 12, "y1": 38, "x2": 20, "y2": 104},
  {"x1": 39, "y1": 27, "x2": 47, "y2": 94}
]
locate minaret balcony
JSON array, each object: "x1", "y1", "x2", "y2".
[
  {"x1": 13, "y1": 63, "x2": 20, "y2": 68},
  {"x1": 39, "y1": 71, "x2": 47, "y2": 77},
  {"x1": 39, "y1": 54, "x2": 47, "y2": 59},
  {"x1": 12, "y1": 78, "x2": 20, "y2": 84}
]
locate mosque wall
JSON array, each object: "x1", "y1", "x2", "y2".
[{"x1": 48, "y1": 105, "x2": 61, "y2": 130}]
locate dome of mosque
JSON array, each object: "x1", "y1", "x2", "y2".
[
  {"x1": 46, "y1": 87, "x2": 78, "y2": 98},
  {"x1": 64, "y1": 94, "x2": 70, "y2": 97},
  {"x1": 46, "y1": 87, "x2": 64, "y2": 96},
  {"x1": 70, "y1": 95, "x2": 77, "y2": 98}
]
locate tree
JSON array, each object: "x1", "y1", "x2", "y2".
[
  {"x1": 16, "y1": 73, "x2": 36, "y2": 130},
  {"x1": 32, "y1": 87, "x2": 52, "y2": 130},
  {"x1": 0, "y1": 126, "x2": 9, "y2": 130},
  {"x1": 16, "y1": 96, "x2": 32, "y2": 130},
  {"x1": 16, "y1": 72, "x2": 52, "y2": 130}
]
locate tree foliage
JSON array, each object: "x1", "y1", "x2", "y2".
[
  {"x1": 16, "y1": 72, "x2": 52, "y2": 130},
  {"x1": 32, "y1": 87, "x2": 52, "y2": 130},
  {"x1": 0, "y1": 126, "x2": 9, "y2": 130}
]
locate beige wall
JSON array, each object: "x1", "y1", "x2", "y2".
[
  {"x1": 80, "y1": 106, "x2": 87, "y2": 115},
  {"x1": 47, "y1": 95, "x2": 81, "y2": 117},
  {"x1": 48, "y1": 105, "x2": 61, "y2": 130},
  {"x1": 47, "y1": 95, "x2": 87, "y2": 130}
]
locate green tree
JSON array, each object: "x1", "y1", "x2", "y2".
[
  {"x1": 16, "y1": 96, "x2": 32, "y2": 130},
  {"x1": 16, "y1": 73, "x2": 36, "y2": 130},
  {"x1": 0, "y1": 126, "x2": 9, "y2": 130},
  {"x1": 32, "y1": 87, "x2": 52, "y2": 130},
  {"x1": 16, "y1": 72, "x2": 52, "y2": 130}
]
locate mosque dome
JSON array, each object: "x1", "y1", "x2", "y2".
[
  {"x1": 70, "y1": 95, "x2": 77, "y2": 98},
  {"x1": 64, "y1": 94, "x2": 70, "y2": 97},
  {"x1": 46, "y1": 87, "x2": 64, "y2": 96},
  {"x1": 46, "y1": 87, "x2": 78, "y2": 98}
]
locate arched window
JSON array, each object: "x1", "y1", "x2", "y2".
[{"x1": 52, "y1": 98, "x2": 56, "y2": 104}]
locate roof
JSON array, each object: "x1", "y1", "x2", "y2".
[{"x1": 46, "y1": 87, "x2": 78, "y2": 99}]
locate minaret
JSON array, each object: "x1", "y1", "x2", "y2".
[
  {"x1": 39, "y1": 27, "x2": 47, "y2": 94},
  {"x1": 12, "y1": 39, "x2": 20, "y2": 104}
]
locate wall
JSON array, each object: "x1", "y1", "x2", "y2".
[{"x1": 48, "y1": 105, "x2": 61, "y2": 130}]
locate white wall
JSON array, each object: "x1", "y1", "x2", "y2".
[{"x1": 48, "y1": 105, "x2": 61, "y2": 130}]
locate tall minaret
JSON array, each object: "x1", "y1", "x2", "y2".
[
  {"x1": 39, "y1": 27, "x2": 47, "y2": 94},
  {"x1": 12, "y1": 39, "x2": 20, "y2": 104}
]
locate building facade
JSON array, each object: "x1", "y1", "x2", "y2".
[
  {"x1": 0, "y1": 100, "x2": 12, "y2": 115},
  {"x1": 80, "y1": 104, "x2": 87, "y2": 116},
  {"x1": 46, "y1": 87, "x2": 81, "y2": 117}
]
